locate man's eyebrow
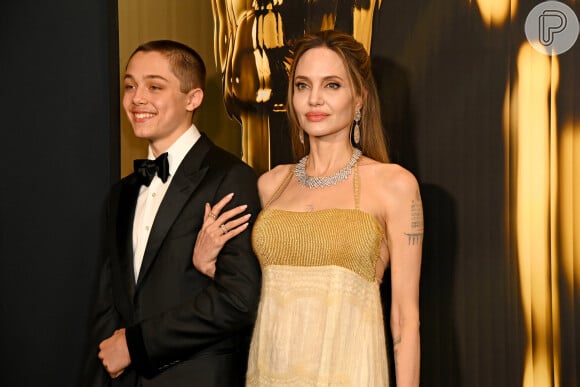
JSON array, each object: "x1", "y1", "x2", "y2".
[{"x1": 123, "y1": 74, "x2": 169, "y2": 82}]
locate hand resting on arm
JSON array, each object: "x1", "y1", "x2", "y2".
[{"x1": 193, "y1": 193, "x2": 252, "y2": 278}]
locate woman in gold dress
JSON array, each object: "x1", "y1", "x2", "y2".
[{"x1": 193, "y1": 30, "x2": 422, "y2": 387}]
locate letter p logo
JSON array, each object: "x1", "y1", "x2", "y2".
[
  {"x1": 540, "y1": 10, "x2": 567, "y2": 46},
  {"x1": 525, "y1": 1, "x2": 579, "y2": 55}
]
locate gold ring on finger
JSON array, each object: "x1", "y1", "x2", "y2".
[{"x1": 209, "y1": 212, "x2": 217, "y2": 220}]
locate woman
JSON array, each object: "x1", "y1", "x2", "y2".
[{"x1": 194, "y1": 30, "x2": 422, "y2": 386}]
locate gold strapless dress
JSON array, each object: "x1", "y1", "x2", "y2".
[{"x1": 247, "y1": 204, "x2": 390, "y2": 386}]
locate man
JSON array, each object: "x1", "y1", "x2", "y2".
[{"x1": 80, "y1": 40, "x2": 262, "y2": 386}]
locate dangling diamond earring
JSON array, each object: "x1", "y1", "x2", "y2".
[
  {"x1": 299, "y1": 128, "x2": 304, "y2": 144},
  {"x1": 353, "y1": 109, "x2": 361, "y2": 145}
]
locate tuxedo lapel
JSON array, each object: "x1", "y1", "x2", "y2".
[{"x1": 135, "y1": 135, "x2": 212, "y2": 287}]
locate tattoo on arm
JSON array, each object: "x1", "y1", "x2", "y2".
[
  {"x1": 405, "y1": 232, "x2": 423, "y2": 245},
  {"x1": 393, "y1": 335, "x2": 401, "y2": 367},
  {"x1": 405, "y1": 189, "x2": 424, "y2": 246},
  {"x1": 393, "y1": 335, "x2": 402, "y2": 346}
]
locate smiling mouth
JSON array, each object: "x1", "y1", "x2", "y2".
[{"x1": 134, "y1": 112, "x2": 155, "y2": 120}]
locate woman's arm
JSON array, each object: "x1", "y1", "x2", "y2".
[
  {"x1": 384, "y1": 166, "x2": 423, "y2": 387},
  {"x1": 191, "y1": 164, "x2": 291, "y2": 277}
]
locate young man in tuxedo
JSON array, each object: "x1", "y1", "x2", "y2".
[{"x1": 81, "y1": 40, "x2": 262, "y2": 386}]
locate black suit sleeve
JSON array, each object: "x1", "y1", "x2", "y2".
[{"x1": 125, "y1": 160, "x2": 262, "y2": 378}]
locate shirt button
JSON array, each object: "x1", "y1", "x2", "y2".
[
  {"x1": 145, "y1": 226, "x2": 150, "y2": 231},
  {"x1": 152, "y1": 192, "x2": 157, "y2": 197}
]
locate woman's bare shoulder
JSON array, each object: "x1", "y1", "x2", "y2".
[
  {"x1": 360, "y1": 159, "x2": 420, "y2": 202},
  {"x1": 257, "y1": 163, "x2": 295, "y2": 204}
]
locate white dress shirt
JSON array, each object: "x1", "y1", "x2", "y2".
[{"x1": 132, "y1": 125, "x2": 201, "y2": 281}]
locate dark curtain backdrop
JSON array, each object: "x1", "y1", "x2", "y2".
[
  {"x1": 0, "y1": 1, "x2": 118, "y2": 386},
  {"x1": 0, "y1": 1, "x2": 577, "y2": 387}
]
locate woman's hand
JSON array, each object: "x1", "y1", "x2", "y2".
[{"x1": 192, "y1": 193, "x2": 251, "y2": 278}]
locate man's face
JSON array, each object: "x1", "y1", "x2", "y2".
[{"x1": 123, "y1": 51, "x2": 195, "y2": 153}]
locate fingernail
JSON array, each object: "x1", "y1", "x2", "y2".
[{"x1": 240, "y1": 204, "x2": 248, "y2": 210}]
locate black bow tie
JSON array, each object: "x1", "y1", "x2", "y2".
[{"x1": 134, "y1": 152, "x2": 170, "y2": 187}]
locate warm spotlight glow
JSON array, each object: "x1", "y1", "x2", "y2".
[
  {"x1": 475, "y1": 0, "x2": 516, "y2": 27},
  {"x1": 353, "y1": 0, "x2": 381, "y2": 52},
  {"x1": 511, "y1": 42, "x2": 559, "y2": 387},
  {"x1": 548, "y1": 54, "x2": 561, "y2": 387},
  {"x1": 559, "y1": 120, "x2": 580, "y2": 291}
]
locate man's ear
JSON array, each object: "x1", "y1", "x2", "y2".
[{"x1": 186, "y1": 88, "x2": 204, "y2": 112}]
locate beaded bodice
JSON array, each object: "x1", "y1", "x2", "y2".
[
  {"x1": 252, "y1": 208, "x2": 383, "y2": 282},
  {"x1": 251, "y1": 163, "x2": 384, "y2": 282}
]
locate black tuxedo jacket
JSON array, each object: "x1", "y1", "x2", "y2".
[{"x1": 81, "y1": 134, "x2": 262, "y2": 386}]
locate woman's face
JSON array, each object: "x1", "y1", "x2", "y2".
[{"x1": 292, "y1": 46, "x2": 361, "y2": 144}]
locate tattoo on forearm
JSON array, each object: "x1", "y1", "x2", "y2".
[
  {"x1": 393, "y1": 335, "x2": 402, "y2": 346},
  {"x1": 406, "y1": 189, "x2": 424, "y2": 245},
  {"x1": 393, "y1": 335, "x2": 401, "y2": 367}
]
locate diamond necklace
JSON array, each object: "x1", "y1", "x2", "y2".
[{"x1": 294, "y1": 148, "x2": 362, "y2": 188}]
